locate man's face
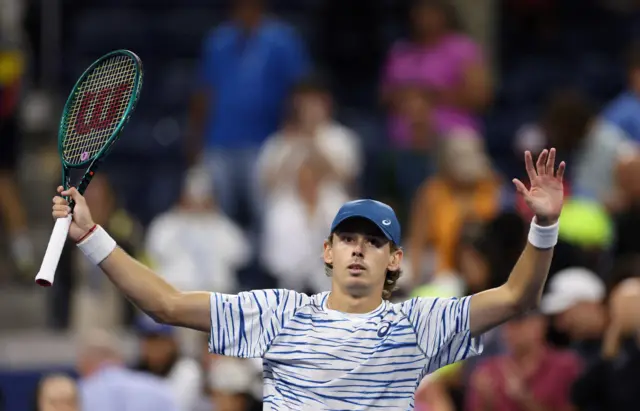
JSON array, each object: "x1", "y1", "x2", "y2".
[
  {"x1": 503, "y1": 314, "x2": 546, "y2": 355},
  {"x1": 412, "y1": 5, "x2": 447, "y2": 39},
  {"x1": 293, "y1": 91, "x2": 331, "y2": 129},
  {"x1": 323, "y1": 219, "x2": 402, "y2": 298},
  {"x1": 553, "y1": 302, "x2": 605, "y2": 340},
  {"x1": 232, "y1": 0, "x2": 263, "y2": 26},
  {"x1": 141, "y1": 335, "x2": 177, "y2": 371},
  {"x1": 38, "y1": 376, "x2": 79, "y2": 411}
]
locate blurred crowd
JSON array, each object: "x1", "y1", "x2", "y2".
[{"x1": 3, "y1": 0, "x2": 640, "y2": 410}]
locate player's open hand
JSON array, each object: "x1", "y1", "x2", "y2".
[
  {"x1": 52, "y1": 186, "x2": 96, "y2": 242},
  {"x1": 512, "y1": 148, "x2": 565, "y2": 225}
]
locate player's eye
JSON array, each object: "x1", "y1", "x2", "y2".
[
  {"x1": 367, "y1": 237, "x2": 386, "y2": 248},
  {"x1": 339, "y1": 234, "x2": 355, "y2": 243}
]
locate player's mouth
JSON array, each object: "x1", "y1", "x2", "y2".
[{"x1": 348, "y1": 263, "x2": 366, "y2": 275}]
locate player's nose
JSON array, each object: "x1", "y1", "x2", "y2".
[{"x1": 351, "y1": 239, "x2": 365, "y2": 256}]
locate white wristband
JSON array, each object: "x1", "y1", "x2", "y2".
[
  {"x1": 77, "y1": 225, "x2": 117, "y2": 265},
  {"x1": 528, "y1": 217, "x2": 559, "y2": 249}
]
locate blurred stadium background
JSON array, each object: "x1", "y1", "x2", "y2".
[{"x1": 2, "y1": 0, "x2": 640, "y2": 410}]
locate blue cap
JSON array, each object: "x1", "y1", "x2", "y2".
[{"x1": 330, "y1": 199, "x2": 402, "y2": 245}]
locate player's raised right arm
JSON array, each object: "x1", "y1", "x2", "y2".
[{"x1": 52, "y1": 186, "x2": 211, "y2": 332}]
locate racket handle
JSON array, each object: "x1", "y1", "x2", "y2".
[{"x1": 35, "y1": 215, "x2": 73, "y2": 287}]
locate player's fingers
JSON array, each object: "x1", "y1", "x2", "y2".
[
  {"x1": 512, "y1": 178, "x2": 529, "y2": 196},
  {"x1": 52, "y1": 204, "x2": 71, "y2": 214},
  {"x1": 62, "y1": 187, "x2": 84, "y2": 203},
  {"x1": 556, "y1": 161, "x2": 566, "y2": 182},
  {"x1": 546, "y1": 148, "x2": 556, "y2": 175},
  {"x1": 536, "y1": 149, "x2": 548, "y2": 176},
  {"x1": 524, "y1": 151, "x2": 537, "y2": 182},
  {"x1": 52, "y1": 208, "x2": 70, "y2": 219},
  {"x1": 57, "y1": 185, "x2": 64, "y2": 194},
  {"x1": 52, "y1": 195, "x2": 68, "y2": 206}
]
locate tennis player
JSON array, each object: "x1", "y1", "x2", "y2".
[{"x1": 51, "y1": 148, "x2": 565, "y2": 410}]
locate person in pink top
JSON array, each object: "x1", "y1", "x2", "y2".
[
  {"x1": 381, "y1": 0, "x2": 492, "y2": 149},
  {"x1": 465, "y1": 311, "x2": 582, "y2": 411}
]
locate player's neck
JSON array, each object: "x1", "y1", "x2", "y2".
[{"x1": 326, "y1": 291, "x2": 382, "y2": 314}]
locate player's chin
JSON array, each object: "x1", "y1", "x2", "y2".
[{"x1": 343, "y1": 277, "x2": 372, "y2": 295}]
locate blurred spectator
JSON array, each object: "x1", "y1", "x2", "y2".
[
  {"x1": 145, "y1": 165, "x2": 250, "y2": 295},
  {"x1": 190, "y1": 337, "x2": 219, "y2": 411},
  {"x1": 519, "y1": 89, "x2": 638, "y2": 206},
  {"x1": 77, "y1": 328, "x2": 179, "y2": 411},
  {"x1": 466, "y1": 311, "x2": 582, "y2": 411},
  {"x1": 381, "y1": 0, "x2": 491, "y2": 145},
  {"x1": 187, "y1": 0, "x2": 310, "y2": 227},
  {"x1": 380, "y1": 0, "x2": 491, "y2": 213},
  {"x1": 133, "y1": 315, "x2": 203, "y2": 411},
  {"x1": 540, "y1": 268, "x2": 607, "y2": 361},
  {"x1": 260, "y1": 152, "x2": 348, "y2": 294},
  {"x1": 256, "y1": 76, "x2": 362, "y2": 196},
  {"x1": 33, "y1": 374, "x2": 78, "y2": 411},
  {"x1": 602, "y1": 41, "x2": 640, "y2": 143},
  {"x1": 50, "y1": 175, "x2": 144, "y2": 331},
  {"x1": 0, "y1": 10, "x2": 35, "y2": 277},
  {"x1": 414, "y1": 213, "x2": 528, "y2": 411},
  {"x1": 611, "y1": 155, "x2": 640, "y2": 257},
  {"x1": 571, "y1": 278, "x2": 640, "y2": 411},
  {"x1": 407, "y1": 131, "x2": 501, "y2": 285},
  {"x1": 208, "y1": 357, "x2": 262, "y2": 411}
]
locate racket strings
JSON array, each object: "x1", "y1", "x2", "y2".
[{"x1": 62, "y1": 55, "x2": 137, "y2": 165}]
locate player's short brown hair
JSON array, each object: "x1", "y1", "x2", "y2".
[{"x1": 324, "y1": 234, "x2": 402, "y2": 300}]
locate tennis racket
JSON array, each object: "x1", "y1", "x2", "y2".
[{"x1": 35, "y1": 49, "x2": 144, "y2": 287}]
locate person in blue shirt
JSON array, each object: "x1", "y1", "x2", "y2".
[
  {"x1": 77, "y1": 329, "x2": 179, "y2": 411},
  {"x1": 187, "y1": 0, "x2": 310, "y2": 226},
  {"x1": 602, "y1": 42, "x2": 640, "y2": 143}
]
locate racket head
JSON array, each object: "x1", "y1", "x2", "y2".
[{"x1": 58, "y1": 49, "x2": 143, "y2": 174}]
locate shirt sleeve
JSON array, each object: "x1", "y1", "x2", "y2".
[
  {"x1": 209, "y1": 289, "x2": 308, "y2": 358},
  {"x1": 400, "y1": 296, "x2": 483, "y2": 372}
]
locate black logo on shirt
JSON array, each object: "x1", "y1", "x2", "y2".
[{"x1": 377, "y1": 321, "x2": 391, "y2": 338}]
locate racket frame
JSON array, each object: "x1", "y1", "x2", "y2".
[
  {"x1": 35, "y1": 49, "x2": 143, "y2": 287},
  {"x1": 59, "y1": 49, "x2": 144, "y2": 202}
]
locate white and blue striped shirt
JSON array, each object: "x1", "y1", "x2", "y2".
[{"x1": 208, "y1": 290, "x2": 482, "y2": 410}]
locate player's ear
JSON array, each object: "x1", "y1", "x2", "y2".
[
  {"x1": 387, "y1": 247, "x2": 403, "y2": 272},
  {"x1": 323, "y1": 237, "x2": 333, "y2": 265}
]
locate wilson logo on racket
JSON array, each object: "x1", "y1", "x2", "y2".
[{"x1": 75, "y1": 83, "x2": 131, "y2": 135}]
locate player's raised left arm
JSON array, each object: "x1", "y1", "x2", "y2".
[{"x1": 469, "y1": 148, "x2": 565, "y2": 337}]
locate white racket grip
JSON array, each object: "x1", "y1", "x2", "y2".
[{"x1": 35, "y1": 215, "x2": 72, "y2": 287}]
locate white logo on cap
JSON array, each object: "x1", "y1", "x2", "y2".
[{"x1": 382, "y1": 219, "x2": 391, "y2": 226}]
